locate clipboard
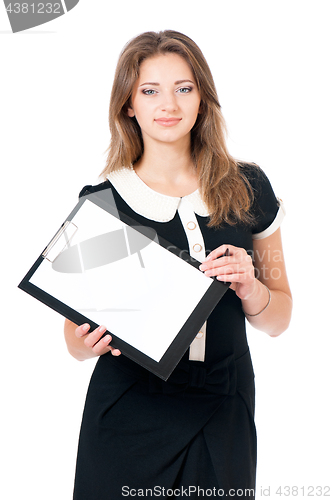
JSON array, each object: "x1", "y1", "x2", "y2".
[{"x1": 18, "y1": 186, "x2": 230, "y2": 380}]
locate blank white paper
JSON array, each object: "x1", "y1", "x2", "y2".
[{"x1": 30, "y1": 200, "x2": 213, "y2": 362}]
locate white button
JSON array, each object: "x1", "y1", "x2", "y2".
[
  {"x1": 196, "y1": 331, "x2": 204, "y2": 339},
  {"x1": 193, "y1": 243, "x2": 202, "y2": 252},
  {"x1": 187, "y1": 221, "x2": 196, "y2": 230}
]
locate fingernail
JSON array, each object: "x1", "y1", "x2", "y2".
[
  {"x1": 99, "y1": 325, "x2": 106, "y2": 333},
  {"x1": 83, "y1": 324, "x2": 89, "y2": 332},
  {"x1": 199, "y1": 264, "x2": 205, "y2": 271},
  {"x1": 103, "y1": 334, "x2": 111, "y2": 343}
]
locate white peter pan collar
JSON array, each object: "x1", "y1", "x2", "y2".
[{"x1": 107, "y1": 166, "x2": 210, "y2": 222}]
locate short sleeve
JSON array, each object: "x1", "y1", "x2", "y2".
[
  {"x1": 79, "y1": 185, "x2": 92, "y2": 198},
  {"x1": 78, "y1": 181, "x2": 111, "y2": 199},
  {"x1": 243, "y1": 164, "x2": 285, "y2": 240}
]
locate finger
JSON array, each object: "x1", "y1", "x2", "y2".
[
  {"x1": 75, "y1": 323, "x2": 90, "y2": 338},
  {"x1": 216, "y1": 273, "x2": 246, "y2": 282},
  {"x1": 200, "y1": 256, "x2": 233, "y2": 272},
  {"x1": 92, "y1": 334, "x2": 112, "y2": 354},
  {"x1": 204, "y1": 244, "x2": 235, "y2": 262},
  {"x1": 92, "y1": 335, "x2": 122, "y2": 356},
  {"x1": 203, "y1": 264, "x2": 250, "y2": 278},
  {"x1": 109, "y1": 347, "x2": 122, "y2": 356},
  {"x1": 201, "y1": 250, "x2": 253, "y2": 273},
  {"x1": 84, "y1": 325, "x2": 107, "y2": 348},
  {"x1": 202, "y1": 265, "x2": 234, "y2": 277}
]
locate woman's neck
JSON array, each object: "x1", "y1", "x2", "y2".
[{"x1": 133, "y1": 142, "x2": 199, "y2": 197}]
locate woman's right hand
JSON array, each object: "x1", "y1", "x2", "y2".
[
  {"x1": 76, "y1": 323, "x2": 122, "y2": 357},
  {"x1": 64, "y1": 319, "x2": 121, "y2": 361}
]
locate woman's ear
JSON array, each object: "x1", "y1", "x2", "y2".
[
  {"x1": 198, "y1": 100, "x2": 203, "y2": 114},
  {"x1": 127, "y1": 106, "x2": 135, "y2": 118}
]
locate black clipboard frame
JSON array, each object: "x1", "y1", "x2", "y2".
[{"x1": 18, "y1": 187, "x2": 230, "y2": 380}]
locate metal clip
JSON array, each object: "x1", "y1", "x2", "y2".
[{"x1": 42, "y1": 221, "x2": 78, "y2": 263}]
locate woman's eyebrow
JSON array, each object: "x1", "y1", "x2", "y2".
[
  {"x1": 139, "y1": 79, "x2": 195, "y2": 87},
  {"x1": 174, "y1": 79, "x2": 195, "y2": 85},
  {"x1": 139, "y1": 82, "x2": 160, "y2": 87}
]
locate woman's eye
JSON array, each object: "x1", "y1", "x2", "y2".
[
  {"x1": 177, "y1": 87, "x2": 192, "y2": 94},
  {"x1": 142, "y1": 89, "x2": 157, "y2": 95}
]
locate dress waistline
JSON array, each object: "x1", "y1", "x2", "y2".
[{"x1": 109, "y1": 348, "x2": 254, "y2": 397}]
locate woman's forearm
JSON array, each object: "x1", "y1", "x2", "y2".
[{"x1": 241, "y1": 278, "x2": 292, "y2": 337}]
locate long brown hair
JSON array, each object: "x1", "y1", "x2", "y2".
[{"x1": 100, "y1": 30, "x2": 254, "y2": 227}]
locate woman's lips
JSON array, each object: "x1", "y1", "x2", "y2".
[{"x1": 154, "y1": 118, "x2": 182, "y2": 127}]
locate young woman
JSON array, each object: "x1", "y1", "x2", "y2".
[{"x1": 64, "y1": 30, "x2": 292, "y2": 499}]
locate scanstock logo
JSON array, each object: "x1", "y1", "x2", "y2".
[{"x1": 3, "y1": 1, "x2": 80, "y2": 33}]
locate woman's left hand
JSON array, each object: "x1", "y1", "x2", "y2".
[{"x1": 199, "y1": 244, "x2": 257, "y2": 300}]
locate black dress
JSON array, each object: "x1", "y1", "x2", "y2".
[{"x1": 72, "y1": 164, "x2": 283, "y2": 499}]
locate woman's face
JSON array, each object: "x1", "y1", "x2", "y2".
[{"x1": 127, "y1": 53, "x2": 201, "y2": 149}]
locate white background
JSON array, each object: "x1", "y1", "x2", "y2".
[{"x1": 1, "y1": 1, "x2": 331, "y2": 498}]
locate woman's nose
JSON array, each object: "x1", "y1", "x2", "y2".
[{"x1": 160, "y1": 92, "x2": 178, "y2": 112}]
